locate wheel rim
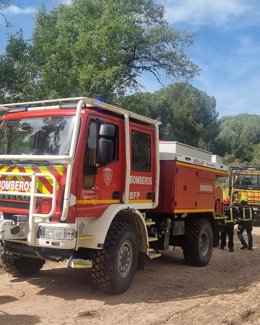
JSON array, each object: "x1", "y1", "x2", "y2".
[
  {"x1": 199, "y1": 231, "x2": 209, "y2": 256},
  {"x1": 117, "y1": 239, "x2": 133, "y2": 278}
]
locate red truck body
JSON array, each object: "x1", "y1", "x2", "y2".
[{"x1": 158, "y1": 160, "x2": 226, "y2": 213}]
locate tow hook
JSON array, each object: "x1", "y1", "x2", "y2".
[{"x1": 10, "y1": 224, "x2": 20, "y2": 235}]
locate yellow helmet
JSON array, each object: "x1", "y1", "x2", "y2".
[{"x1": 241, "y1": 196, "x2": 248, "y2": 203}]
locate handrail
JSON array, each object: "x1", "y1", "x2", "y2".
[
  {"x1": 0, "y1": 97, "x2": 161, "y2": 126},
  {"x1": 123, "y1": 114, "x2": 130, "y2": 204},
  {"x1": 60, "y1": 99, "x2": 83, "y2": 221},
  {"x1": 0, "y1": 171, "x2": 57, "y2": 245}
]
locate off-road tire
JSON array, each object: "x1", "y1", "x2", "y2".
[
  {"x1": 91, "y1": 221, "x2": 139, "y2": 295},
  {"x1": 2, "y1": 255, "x2": 45, "y2": 277},
  {"x1": 183, "y1": 218, "x2": 213, "y2": 267}
]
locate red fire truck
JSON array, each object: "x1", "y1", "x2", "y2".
[{"x1": 0, "y1": 98, "x2": 228, "y2": 294}]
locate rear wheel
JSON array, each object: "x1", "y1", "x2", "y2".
[
  {"x1": 91, "y1": 222, "x2": 139, "y2": 294},
  {"x1": 183, "y1": 218, "x2": 213, "y2": 266},
  {"x1": 2, "y1": 255, "x2": 45, "y2": 277}
]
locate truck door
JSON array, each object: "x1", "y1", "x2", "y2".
[
  {"x1": 76, "y1": 114, "x2": 125, "y2": 217},
  {"x1": 129, "y1": 123, "x2": 156, "y2": 206}
]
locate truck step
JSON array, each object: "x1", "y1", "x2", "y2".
[
  {"x1": 67, "y1": 258, "x2": 92, "y2": 269},
  {"x1": 148, "y1": 250, "x2": 161, "y2": 259},
  {"x1": 78, "y1": 235, "x2": 95, "y2": 240},
  {"x1": 148, "y1": 236, "x2": 158, "y2": 242},
  {"x1": 145, "y1": 219, "x2": 155, "y2": 226}
]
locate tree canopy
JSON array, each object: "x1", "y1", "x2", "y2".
[
  {"x1": 0, "y1": 31, "x2": 36, "y2": 103},
  {"x1": 0, "y1": 0, "x2": 199, "y2": 102},
  {"x1": 33, "y1": 0, "x2": 199, "y2": 100},
  {"x1": 119, "y1": 83, "x2": 219, "y2": 151},
  {"x1": 118, "y1": 87, "x2": 259, "y2": 166},
  {"x1": 216, "y1": 114, "x2": 260, "y2": 166}
]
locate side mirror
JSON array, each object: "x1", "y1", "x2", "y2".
[
  {"x1": 97, "y1": 123, "x2": 116, "y2": 166},
  {"x1": 99, "y1": 124, "x2": 115, "y2": 138},
  {"x1": 97, "y1": 138, "x2": 113, "y2": 165}
]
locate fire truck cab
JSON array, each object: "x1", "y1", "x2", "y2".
[
  {"x1": 0, "y1": 98, "x2": 228, "y2": 294},
  {"x1": 229, "y1": 167, "x2": 260, "y2": 221}
]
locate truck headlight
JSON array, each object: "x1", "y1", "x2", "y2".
[{"x1": 38, "y1": 226, "x2": 76, "y2": 241}]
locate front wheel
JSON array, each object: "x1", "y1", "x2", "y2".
[
  {"x1": 2, "y1": 255, "x2": 45, "y2": 277},
  {"x1": 91, "y1": 222, "x2": 139, "y2": 294},
  {"x1": 183, "y1": 218, "x2": 213, "y2": 266}
]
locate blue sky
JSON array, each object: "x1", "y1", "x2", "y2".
[{"x1": 1, "y1": 0, "x2": 260, "y2": 117}]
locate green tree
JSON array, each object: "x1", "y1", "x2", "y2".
[
  {"x1": 119, "y1": 83, "x2": 219, "y2": 150},
  {"x1": 216, "y1": 114, "x2": 260, "y2": 165},
  {"x1": 252, "y1": 144, "x2": 260, "y2": 166},
  {"x1": 117, "y1": 92, "x2": 156, "y2": 117},
  {"x1": 0, "y1": 31, "x2": 37, "y2": 102},
  {"x1": 29, "y1": 0, "x2": 199, "y2": 100},
  {"x1": 153, "y1": 83, "x2": 218, "y2": 151},
  {"x1": 157, "y1": 83, "x2": 218, "y2": 150}
]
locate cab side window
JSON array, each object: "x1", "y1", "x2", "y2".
[
  {"x1": 131, "y1": 131, "x2": 151, "y2": 172},
  {"x1": 83, "y1": 119, "x2": 118, "y2": 188}
]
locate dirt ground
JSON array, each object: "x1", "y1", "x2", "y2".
[{"x1": 0, "y1": 226, "x2": 259, "y2": 325}]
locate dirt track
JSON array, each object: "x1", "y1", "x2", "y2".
[{"x1": 0, "y1": 226, "x2": 259, "y2": 325}]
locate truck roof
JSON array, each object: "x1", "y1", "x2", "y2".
[{"x1": 0, "y1": 97, "x2": 161, "y2": 127}]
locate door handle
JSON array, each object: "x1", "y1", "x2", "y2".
[
  {"x1": 112, "y1": 191, "x2": 121, "y2": 200},
  {"x1": 146, "y1": 192, "x2": 153, "y2": 200}
]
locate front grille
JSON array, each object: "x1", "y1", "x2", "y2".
[{"x1": 0, "y1": 201, "x2": 30, "y2": 210}]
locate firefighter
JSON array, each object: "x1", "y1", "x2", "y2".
[
  {"x1": 220, "y1": 201, "x2": 236, "y2": 252},
  {"x1": 237, "y1": 197, "x2": 254, "y2": 250}
]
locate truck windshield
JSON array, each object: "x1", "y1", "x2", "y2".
[
  {"x1": 0, "y1": 116, "x2": 74, "y2": 156},
  {"x1": 234, "y1": 173, "x2": 260, "y2": 190}
]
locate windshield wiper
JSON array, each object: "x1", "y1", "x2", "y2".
[
  {"x1": 16, "y1": 160, "x2": 52, "y2": 166},
  {"x1": 0, "y1": 159, "x2": 16, "y2": 165}
]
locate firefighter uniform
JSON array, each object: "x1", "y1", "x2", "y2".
[
  {"x1": 220, "y1": 207, "x2": 235, "y2": 252},
  {"x1": 237, "y1": 199, "x2": 253, "y2": 250}
]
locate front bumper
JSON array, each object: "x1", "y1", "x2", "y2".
[{"x1": 0, "y1": 218, "x2": 77, "y2": 250}]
